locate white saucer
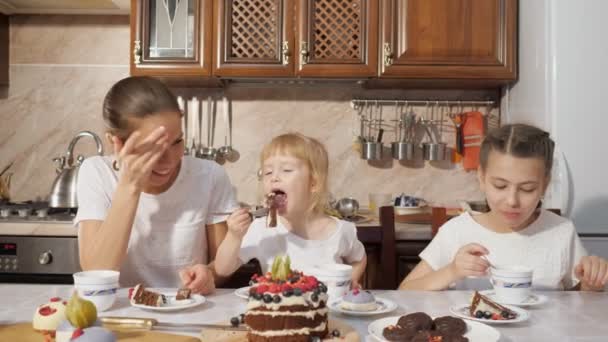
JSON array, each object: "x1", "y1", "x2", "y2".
[
  {"x1": 368, "y1": 315, "x2": 500, "y2": 342},
  {"x1": 130, "y1": 288, "x2": 206, "y2": 312},
  {"x1": 479, "y1": 290, "x2": 548, "y2": 307},
  {"x1": 329, "y1": 297, "x2": 397, "y2": 316},
  {"x1": 234, "y1": 286, "x2": 251, "y2": 299},
  {"x1": 449, "y1": 304, "x2": 530, "y2": 325}
]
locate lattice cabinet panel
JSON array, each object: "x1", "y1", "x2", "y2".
[
  {"x1": 296, "y1": 0, "x2": 378, "y2": 77},
  {"x1": 130, "y1": 0, "x2": 213, "y2": 76},
  {"x1": 214, "y1": 0, "x2": 294, "y2": 77}
]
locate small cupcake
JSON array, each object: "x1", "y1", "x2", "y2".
[{"x1": 339, "y1": 288, "x2": 377, "y2": 311}]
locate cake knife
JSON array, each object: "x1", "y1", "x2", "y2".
[{"x1": 101, "y1": 316, "x2": 248, "y2": 332}]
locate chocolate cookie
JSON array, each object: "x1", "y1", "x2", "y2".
[
  {"x1": 397, "y1": 312, "x2": 433, "y2": 332},
  {"x1": 382, "y1": 324, "x2": 415, "y2": 341},
  {"x1": 433, "y1": 316, "x2": 467, "y2": 336}
]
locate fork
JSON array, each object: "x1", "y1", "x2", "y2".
[{"x1": 211, "y1": 207, "x2": 269, "y2": 218}]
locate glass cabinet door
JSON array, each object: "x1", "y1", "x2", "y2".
[{"x1": 131, "y1": 0, "x2": 212, "y2": 76}]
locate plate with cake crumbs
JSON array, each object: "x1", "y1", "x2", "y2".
[
  {"x1": 234, "y1": 286, "x2": 251, "y2": 299},
  {"x1": 328, "y1": 297, "x2": 398, "y2": 316},
  {"x1": 129, "y1": 287, "x2": 206, "y2": 312},
  {"x1": 449, "y1": 304, "x2": 529, "y2": 325},
  {"x1": 368, "y1": 315, "x2": 500, "y2": 342},
  {"x1": 479, "y1": 290, "x2": 549, "y2": 307}
]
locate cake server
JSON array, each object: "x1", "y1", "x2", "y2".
[{"x1": 101, "y1": 316, "x2": 248, "y2": 332}]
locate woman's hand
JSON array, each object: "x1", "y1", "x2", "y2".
[
  {"x1": 112, "y1": 126, "x2": 169, "y2": 192},
  {"x1": 449, "y1": 243, "x2": 490, "y2": 280},
  {"x1": 179, "y1": 264, "x2": 216, "y2": 295},
  {"x1": 226, "y1": 208, "x2": 252, "y2": 239},
  {"x1": 575, "y1": 255, "x2": 608, "y2": 291}
]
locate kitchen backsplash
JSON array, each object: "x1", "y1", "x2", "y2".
[{"x1": 0, "y1": 15, "x2": 498, "y2": 207}]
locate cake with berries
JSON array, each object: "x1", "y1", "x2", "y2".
[
  {"x1": 244, "y1": 255, "x2": 329, "y2": 342},
  {"x1": 129, "y1": 284, "x2": 166, "y2": 306},
  {"x1": 469, "y1": 291, "x2": 518, "y2": 320},
  {"x1": 340, "y1": 288, "x2": 377, "y2": 312},
  {"x1": 32, "y1": 297, "x2": 68, "y2": 339}
]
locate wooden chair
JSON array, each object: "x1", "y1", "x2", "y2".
[{"x1": 356, "y1": 206, "x2": 397, "y2": 289}]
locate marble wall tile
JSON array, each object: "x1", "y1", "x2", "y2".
[{"x1": 10, "y1": 15, "x2": 129, "y2": 65}]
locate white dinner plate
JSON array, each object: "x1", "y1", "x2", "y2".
[
  {"x1": 449, "y1": 304, "x2": 530, "y2": 325},
  {"x1": 479, "y1": 290, "x2": 549, "y2": 307},
  {"x1": 368, "y1": 315, "x2": 500, "y2": 342},
  {"x1": 130, "y1": 288, "x2": 206, "y2": 312},
  {"x1": 234, "y1": 286, "x2": 251, "y2": 300},
  {"x1": 328, "y1": 297, "x2": 397, "y2": 316}
]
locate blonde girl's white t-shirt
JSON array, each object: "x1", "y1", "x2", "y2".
[
  {"x1": 74, "y1": 155, "x2": 238, "y2": 288},
  {"x1": 239, "y1": 217, "x2": 366, "y2": 274},
  {"x1": 420, "y1": 210, "x2": 587, "y2": 290}
]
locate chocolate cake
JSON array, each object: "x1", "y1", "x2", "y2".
[
  {"x1": 397, "y1": 312, "x2": 433, "y2": 333},
  {"x1": 433, "y1": 316, "x2": 467, "y2": 336},
  {"x1": 175, "y1": 288, "x2": 192, "y2": 300},
  {"x1": 265, "y1": 192, "x2": 279, "y2": 227},
  {"x1": 469, "y1": 291, "x2": 518, "y2": 320},
  {"x1": 129, "y1": 284, "x2": 166, "y2": 307},
  {"x1": 244, "y1": 256, "x2": 329, "y2": 342}
]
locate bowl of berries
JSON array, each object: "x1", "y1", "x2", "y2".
[{"x1": 393, "y1": 193, "x2": 428, "y2": 215}]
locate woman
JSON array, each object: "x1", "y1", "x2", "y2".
[{"x1": 75, "y1": 76, "x2": 238, "y2": 294}]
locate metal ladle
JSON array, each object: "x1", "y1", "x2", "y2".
[
  {"x1": 217, "y1": 96, "x2": 234, "y2": 160},
  {"x1": 201, "y1": 96, "x2": 218, "y2": 160}
]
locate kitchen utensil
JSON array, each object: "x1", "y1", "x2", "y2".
[
  {"x1": 217, "y1": 96, "x2": 234, "y2": 159},
  {"x1": 178, "y1": 96, "x2": 189, "y2": 155},
  {"x1": 49, "y1": 131, "x2": 104, "y2": 208},
  {"x1": 391, "y1": 141, "x2": 415, "y2": 160},
  {"x1": 335, "y1": 197, "x2": 359, "y2": 218},
  {"x1": 201, "y1": 96, "x2": 217, "y2": 160},
  {"x1": 101, "y1": 316, "x2": 248, "y2": 332},
  {"x1": 421, "y1": 103, "x2": 446, "y2": 161},
  {"x1": 211, "y1": 207, "x2": 269, "y2": 218},
  {"x1": 361, "y1": 141, "x2": 383, "y2": 160}
]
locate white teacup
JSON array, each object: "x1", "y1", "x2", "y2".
[
  {"x1": 490, "y1": 266, "x2": 533, "y2": 304},
  {"x1": 73, "y1": 270, "x2": 120, "y2": 312},
  {"x1": 307, "y1": 264, "x2": 352, "y2": 299}
]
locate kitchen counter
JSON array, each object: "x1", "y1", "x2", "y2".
[
  {"x1": 0, "y1": 221, "x2": 76, "y2": 236},
  {"x1": 1, "y1": 285, "x2": 607, "y2": 341}
]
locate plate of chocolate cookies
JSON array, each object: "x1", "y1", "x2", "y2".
[{"x1": 368, "y1": 312, "x2": 499, "y2": 342}]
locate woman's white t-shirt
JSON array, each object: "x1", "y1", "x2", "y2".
[
  {"x1": 239, "y1": 217, "x2": 366, "y2": 274},
  {"x1": 74, "y1": 155, "x2": 238, "y2": 287},
  {"x1": 420, "y1": 210, "x2": 587, "y2": 290}
]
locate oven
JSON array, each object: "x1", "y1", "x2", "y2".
[{"x1": 0, "y1": 202, "x2": 81, "y2": 284}]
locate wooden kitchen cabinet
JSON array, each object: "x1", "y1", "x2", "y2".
[
  {"x1": 295, "y1": 0, "x2": 378, "y2": 78},
  {"x1": 379, "y1": 0, "x2": 517, "y2": 82},
  {"x1": 130, "y1": 0, "x2": 213, "y2": 77},
  {"x1": 213, "y1": 0, "x2": 294, "y2": 77},
  {"x1": 0, "y1": 14, "x2": 8, "y2": 86}
]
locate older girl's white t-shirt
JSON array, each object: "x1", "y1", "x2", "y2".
[
  {"x1": 239, "y1": 217, "x2": 366, "y2": 274},
  {"x1": 420, "y1": 210, "x2": 587, "y2": 290},
  {"x1": 74, "y1": 155, "x2": 238, "y2": 288}
]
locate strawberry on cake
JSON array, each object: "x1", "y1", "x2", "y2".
[{"x1": 243, "y1": 255, "x2": 329, "y2": 342}]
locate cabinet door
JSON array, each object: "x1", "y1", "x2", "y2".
[
  {"x1": 380, "y1": 0, "x2": 517, "y2": 81},
  {"x1": 0, "y1": 14, "x2": 7, "y2": 86},
  {"x1": 213, "y1": 0, "x2": 294, "y2": 77},
  {"x1": 296, "y1": 0, "x2": 378, "y2": 77},
  {"x1": 130, "y1": 0, "x2": 213, "y2": 76}
]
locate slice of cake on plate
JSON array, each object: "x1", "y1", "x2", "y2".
[
  {"x1": 244, "y1": 255, "x2": 330, "y2": 342},
  {"x1": 340, "y1": 288, "x2": 377, "y2": 311},
  {"x1": 470, "y1": 291, "x2": 518, "y2": 320},
  {"x1": 129, "y1": 284, "x2": 166, "y2": 307},
  {"x1": 175, "y1": 288, "x2": 192, "y2": 300}
]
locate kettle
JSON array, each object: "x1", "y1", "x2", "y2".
[{"x1": 49, "y1": 131, "x2": 104, "y2": 208}]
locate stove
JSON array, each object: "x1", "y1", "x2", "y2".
[{"x1": 0, "y1": 201, "x2": 81, "y2": 284}]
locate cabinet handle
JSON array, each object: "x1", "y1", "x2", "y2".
[
  {"x1": 282, "y1": 41, "x2": 290, "y2": 65},
  {"x1": 133, "y1": 40, "x2": 142, "y2": 65},
  {"x1": 383, "y1": 43, "x2": 394, "y2": 67},
  {"x1": 300, "y1": 41, "x2": 309, "y2": 65}
]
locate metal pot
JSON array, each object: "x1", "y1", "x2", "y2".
[
  {"x1": 335, "y1": 198, "x2": 359, "y2": 218},
  {"x1": 391, "y1": 142, "x2": 416, "y2": 160},
  {"x1": 422, "y1": 142, "x2": 446, "y2": 161}
]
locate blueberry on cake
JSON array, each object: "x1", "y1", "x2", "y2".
[{"x1": 244, "y1": 255, "x2": 329, "y2": 342}]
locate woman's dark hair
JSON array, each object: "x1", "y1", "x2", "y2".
[
  {"x1": 102, "y1": 76, "x2": 180, "y2": 139},
  {"x1": 479, "y1": 123, "x2": 555, "y2": 176}
]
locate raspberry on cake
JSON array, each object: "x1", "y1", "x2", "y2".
[
  {"x1": 244, "y1": 255, "x2": 329, "y2": 342},
  {"x1": 469, "y1": 291, "x2": 518, "y2": 320},
  {"x1": 129, "y1": 284, "x2": 166, "y2": 307},
  {"x1": 340, "y1": 288, "x2": 377, "y2": 311},
  {"x1": 32, "y1": 297, "x2": 68, "y2": 339}
]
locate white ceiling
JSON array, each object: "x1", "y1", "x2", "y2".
[{"x1": 0, "y1": 0, "x2": 129, "y2": 15}]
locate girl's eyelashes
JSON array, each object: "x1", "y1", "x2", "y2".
[
  {"x1": 520, "y1": 187, "x2": 537, "y2": 193},
  {"x1": 172, "y1": 138, "x2": 184, "y2": 146},
  {"x1": 492, "y1": 184, "x2": 507, "y2": 190}
]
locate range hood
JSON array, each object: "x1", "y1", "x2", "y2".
[{"x1": 0, "y1": 0, "x2": 129, "y2": 15}]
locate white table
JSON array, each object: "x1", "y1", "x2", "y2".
[{"x1": 1, "y1": 285, "x2": 607, "y2": 341}]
